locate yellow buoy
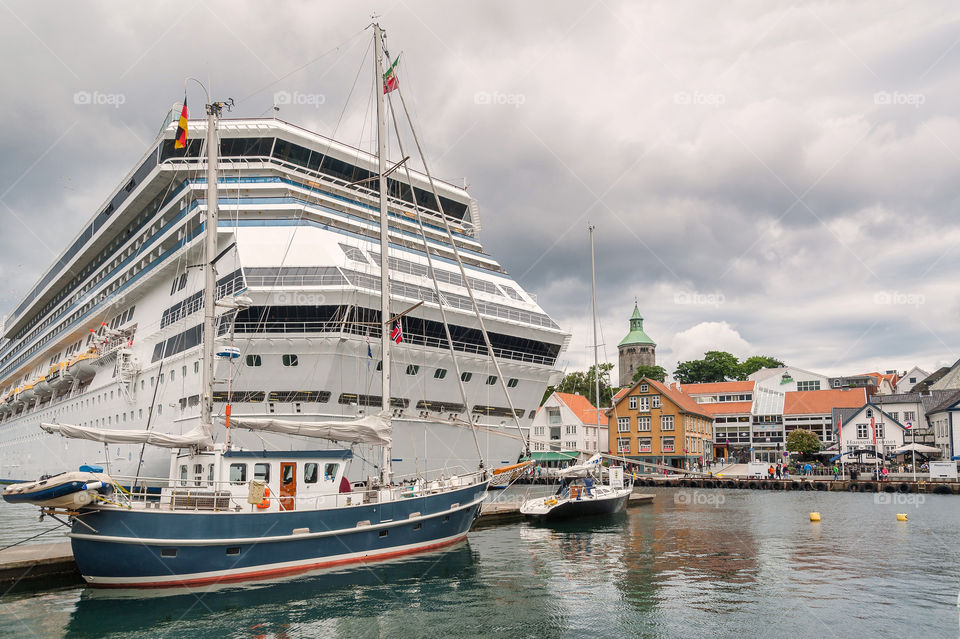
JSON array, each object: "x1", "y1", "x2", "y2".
[
  {"x1": 896, "y1": 513, "x2": 908, "y2": 522},
  {"x1": 809, "y1": 512, "x2": 821, "y2": 522}
]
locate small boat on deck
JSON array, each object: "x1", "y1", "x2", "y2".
[
  {"x1": 488, "y1": 460, "x2": 533, "y2": 489},
  {"x1": 520, "y1": 455, "x2": 632, "y2": 521},
  {"x1": 2, "y1": 466, "x2": 113, "y2": 508}
]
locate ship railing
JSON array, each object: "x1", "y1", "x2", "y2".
[
  {"x1": 230, "y1": 319, "x2": 556, "y2": 365},
  {"x1": 104, "y1": 468, "x2": 488, "y2": 513}
]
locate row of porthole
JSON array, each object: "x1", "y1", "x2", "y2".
[{"x1": 244, "y1": 353, "x2": 521, "y2": 388}]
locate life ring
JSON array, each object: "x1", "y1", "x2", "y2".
[{"x1": 257, "y1": 486, "x2": 272, "y2": 509}]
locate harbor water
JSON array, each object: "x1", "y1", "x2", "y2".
[{"x1": 1, "y1": 485, "x2": 958, "y2": 638}]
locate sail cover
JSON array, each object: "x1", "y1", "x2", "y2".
[
  {"x1": 558, "y1": 453, "x2": 603, "y2": 477},
  {"x1": 40, "y1": 423, "x2": 214, "y2": 448},
  {"x1": 225, "y1": 412, "x2": 391, "y2": 446}
]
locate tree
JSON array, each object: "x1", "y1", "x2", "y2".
[
  {"x1": 673, "y1": 350, "x2": 742, "y2": 383},
  {"x1": 739, "y1": 355, "x2": 786, "y2": 379},
  {"x1": 786, "y1": 429, "x2": 822, "y2": 458},
  {"x1": 542, "y1": 363, "x2": 615, "y2": 407},
  {"x1": 632, "y1": 365, "x2": 667, "y2": 383}
]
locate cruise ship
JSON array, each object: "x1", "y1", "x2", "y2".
[{"x1": 0, "y1": 115, "x2": 570, "y2": 482}]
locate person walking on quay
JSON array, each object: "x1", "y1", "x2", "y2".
[
  {"x1": 803, "y1": 462, "x2": 813, "y2": 476},
  {"x1": 767, "y1": 465, "x2": 775, "y2": 480},
  {"x1": 881, "y1": 466, "x2": 889, "y2": 481},
  {"x1": 775, "y1": 463, "x2": 782, "y2": 479},
  {"x1": 832, "y1": 464, "x2": 839, "y2": 480}
]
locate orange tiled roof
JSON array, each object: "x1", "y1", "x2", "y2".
[
  {"x1": 783, "y1": 388, "x2": 866, "y2": 415},
  {"x1": 693, "y1": 401, "x2": 754, "y2": 416},
  {"x1": 680, "y1": 381, "x2": 755, "y2": 394},
  {"x1": 642, "y1": 378, "x2": 713, "y2": 419},
  {"x1": 553, "y1": 392, "x2": 600, "y2": 424},
  {"x1": 612, "y1": 388, "x2": 630, "y2": 403},
  {"x1": 858, "y1": 372, "x2": 900, "y2": 387}
]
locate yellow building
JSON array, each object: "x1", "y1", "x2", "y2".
[{"x1": 607, "y1": 377, "x2": 714, "y2": 469}]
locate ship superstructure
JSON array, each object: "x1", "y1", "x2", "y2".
[{"x1": 0, "y1": 117, "x2": 570, "y2": 481}]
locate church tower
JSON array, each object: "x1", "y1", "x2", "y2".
[{"x1": 618, "y1": 303, "x2": 656, "y2": 387}]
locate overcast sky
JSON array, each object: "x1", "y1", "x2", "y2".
[{"x1": 1, "y1": 1, "x2": 958, "y2": 383}]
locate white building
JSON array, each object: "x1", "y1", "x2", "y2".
[
  {"x1": 749, "y1": 366, "x2": 831, "y2": 393},
  {"x1": 895, "y1": 367, "x2": 930, "y2": 394},
  {"x1": 834, "y1": 403, "x2": 908, "y2": 461},
  {"x1": 529, "y1": 391, "x2": 608, "y2": 461},
  {"x1": 925, "y1": 390, "x2": 960, "y2": 460}
]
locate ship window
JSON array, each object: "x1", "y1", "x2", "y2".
[
  {"x1": 170, "y1": 370, "x2": 175, "y2": 381},
  {"x1": 226, "y1": 547, "x2": 241, "y2": 556},
  {"x1": 379, "y1": 530, "x2": 388, "y2": 538},
  {"x1": 486, "y1": 375, "x2": 497, "y2": 385},
  {"x1": 179, "y1": 465, "x2": 188, "y2": 485},
  {"x1": 246, "y1": 355, "x2": 262, "y2": 367},
  {"x1": 413, "y1": 522, "x2": 422, "y2": 530},
  {"x1": 434, "y1": 369, "x2": 447, "y2": 379},
  {"x1": 304, "y1": 463, "x2": 318, "y2": 484},
  {"x1": 194, "y1": 361, "x2": 199, "y2": 373},
  {"x1": 208, "y1": 464, "x2": 215, "y2": 483},
  {"x1": 376, "y1": 361, "x2": 382, "y2": 371},
  {"x1": 254, "y1": 463, "x2": 270, "y2": 482},
  {"x1": 461, "y1": 372, "x2": 472, "y2": 382},
  {"x1": 282, "y1": 354, "x2": 298, "y2": 367},
  {"x1": 406, "y1": 365, "x2": 419, "y2": 375},
  {"x1": 323, "y1": 463, "x2": 339, "y2": 481},
  {"x1": 161, "y1": 548, "x2": 178, "y2": 558},
  {"x1": 507, "y1": 378, "x2": 519, "y2": 388},
  {"x1": 229, "y1": 463, "x2": 247, "y2": 484}
]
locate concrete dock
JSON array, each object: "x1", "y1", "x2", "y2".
[{"x1": 633, "y1": 475, "x2": 960, "y2": 494}]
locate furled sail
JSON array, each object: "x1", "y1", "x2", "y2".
[
  {"x1": 40, "y1": 423, "x2": 214, "y2": 448},
  {"x1": 558, "y1": 453, "x2": 603, "y2": 477},
  {"x1": 225, "y1": 412, "x2": 392, "y2": 446}
]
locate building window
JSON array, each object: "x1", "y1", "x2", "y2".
[
  {"x1": 282, "y1": 354, "x2": 299, "y2": 367},
  {"x1": 857, "y1": 423, "x2": 869, "y2": 439},
  {"x1": 638, "y1": 437, "x2": 652, "y2": 453},
  {"x1": 637, "y1": 416, "x2": 651, "y2": 432},
  {"x1": 617, "y1": 417, "x2": 630, "y2": 432},
  {"x1": 639, "y1": 384, "x2": 648, "y2": 393},
  {"x1": 565, "y1": 424, "x2": 577, "y2": 435},
  {"x1": 617, "y1": 437, "x2": 631, "y2": 453},
  {"x1": 507, "y1": 378, "x2": 519, "y2": 388},
  {"x1": 534, "y1": 426, "x2": 545, "y2": 436},
  {"x1": 406, "y1": 365, "x2": 419, "y2": 375},
  {"x1": 246, "y1": 354, "x2": 262, "y2": 367},
  {"x1": 904, "y1": 411, "x2": 915, "y2": 423},
  {"x1": 661, "y1": 436, "x2": 675, "y2": 453},
  {"x1": 629, "y1": 396, "x2": 638, "y2": 410},
  {"x1": 486, "y1": 375, "x2": 497, "y2": 385},
  {"x1": 637, "y1": 396, "x2": 650, "y2": 412},
  {"x1": 651, "y1": 395, "x2": 661, "y2": 409},
  {"x1": 888, "y1": 412, "x2": 898, "y2": 421},
  {"x1": 876, "y1": 423, "x2": 884, "y2": 440},
  {"x1": 796, "y1": 380, "x2": 821, "y2": 391},
  {"x1": 661, "y1": 415, "x2": 674, "y2": 431},
  {"x1": 461, "y1": 372, "x2": 472, "y2": 382},
  {"x1": 548, "y1": 408, "x2": 561, "y2": 425},
  {"x1": 434, "y1": 368, "x2": 447, "y2": 379}
]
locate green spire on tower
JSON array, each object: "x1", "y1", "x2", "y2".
[{"x1": 618, "y1": 303, "x2": 656, "y2": 347}]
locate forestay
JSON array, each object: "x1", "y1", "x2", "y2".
[
  {"x1": 225, "y1": 411, "x2": 392, "y2": 446},
  {"x1": 40, "y1": 423, "x2": 214, "y2": 448}
]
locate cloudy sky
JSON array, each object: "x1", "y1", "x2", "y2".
[{"x1": 1, "y1": 1, "x2": 958, "y2": 382}]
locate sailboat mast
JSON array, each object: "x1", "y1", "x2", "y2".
[
  {"x1": 374, "y1": 23, "x2": 393, "y2": 484},
  {"x1": 589, "y1": 225, "x2": 601, "y2": 437},
  {"x1": 201, "y1": 101, "x2": 222, "y2": 436}
]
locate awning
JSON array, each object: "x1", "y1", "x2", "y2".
[{"x1": 524, "y1": 451, "x2": 579, "y2": 462}]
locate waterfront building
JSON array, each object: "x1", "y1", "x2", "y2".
[
  {"x1": 924, "y1": 390, "x2": 960, "y2": 460},
  {"x1": 928, "y1": 358, "x2": 960, "y2": 391},
  {"x1": 783, "y1": 388, "x2": 865, "y2": 446},
  {"x1": 832, "y1": 403, "x2": 908, "y2": 461},
  {"x1": 868, "y1": 391, "x2": 956, "y2": 448},
  {"x1": 607, "y1": 378, "x2": 713, "y2": 469},
  {"x1": 530, "y1": 391, "x2": 608, "y2": 461},
  {"x1": 749, "y1": 366, "x2": 831, "y2": 393},
  {"x1": 910, "y1": 366, "x2": 952, "y2": 393},
  {"x1": 616, "y1": 304, "x2": 656, "y2": 387},
  {"x1": 679, "y1": 381, "x2": 754, "y2": 462},
  {"x1": 895, "y1": 367, "x2": 931, "y2": 394}
]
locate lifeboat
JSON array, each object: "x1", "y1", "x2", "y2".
[
  {"x1": 2, "y1": 466, "x2": 113, "y2": 508},
  {"x1": 18, "y1": 383, "x2": 36, "y2": 404},
  {"x1": 33, "y1": 375, "x2": 53, "y2": 397},
  {"x1": 66, "y1": 353, "x2": 96, "y2": 383},
  {"x1": 47, "y1": 361, "x2": 71, "y2": 390},
  {"x1": 9, "y1": 387, "x2": 24, "y2": 410}
]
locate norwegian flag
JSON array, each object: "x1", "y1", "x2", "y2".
[{"x1": 390, "y1": 321, "x2": 403, "y2": 344}]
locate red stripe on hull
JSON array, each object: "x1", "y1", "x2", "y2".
[{"x1": 88, "y1": 533, "x2": 469, "y2": 589}]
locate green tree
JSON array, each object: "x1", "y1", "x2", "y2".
[
  {"x1": 632, "y1": 365, "x2": 667, "y2": 383},
  {"x1": 674, "y1": 350, "x2": 742, "y2": 383},
  {"x1": 738, "y1": 355, "x2": 786, "y2": 379},
  {"x1": 786, "y1": 429, "x2": 822, "y2": 458},
  {"x1": 542, "y1": 363, "x2": 615, "y2": 407}
]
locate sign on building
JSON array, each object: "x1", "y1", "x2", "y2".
[{"x1": 928, "y1": 461, "x2": 958, "y2": 480}]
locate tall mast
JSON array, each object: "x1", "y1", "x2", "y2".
[
  {"x1": 589, "y1": 225, "x2": 602, "y2": 443},
  {"x1": 374, "y1": 23, "x2": 392, "y2": 484},
  {"x1": 200, "y1": 101, "x2": 222, "y2": 437}
]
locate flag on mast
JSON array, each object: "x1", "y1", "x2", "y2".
[
  {"x1": 390, "y1": 320, "x2": 403, "y2": 344},
  {"x1": 174, "y1": 95, "x2": 188, "y2": 149},
  {"x1": 870, "y1": 415, "x2": 877, "y2": 445},
  {"x1": 366, "y1": 331, "x2": 372, "y2": 359},
  {"x1": 383, "y1": 56, "x2": 400, "y2": 94}
]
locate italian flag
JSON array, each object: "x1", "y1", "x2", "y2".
[{"x1": 383, "y1": 56, "x2": 399, "y2": 94}]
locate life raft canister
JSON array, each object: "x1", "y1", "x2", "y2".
[{"x1": 257, "y1": 486, "x2": 272, "y2": 509}]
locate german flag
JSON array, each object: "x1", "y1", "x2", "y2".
[{"x1": 174, "y1": 96, "x2": 188, "y2": 149}]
